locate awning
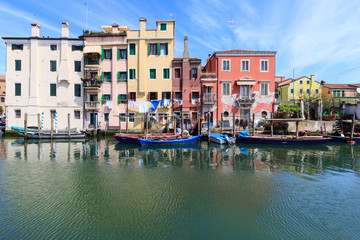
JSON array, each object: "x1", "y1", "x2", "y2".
[
  {"x1": 203, "y1": 83, "x2": 214, "y2": 87},
  {"x1": 83, "y1": 46, "x2": 102, "y2": 55},
  {"x1": 236, "y1": 80, "x2": 256, "y2": 86}
]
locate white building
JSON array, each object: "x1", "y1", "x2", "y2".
[{"x1": 2, "y1": 23, "x2": 84, "y2": 130}]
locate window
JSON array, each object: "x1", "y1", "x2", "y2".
[
  {"x1": 118, "y1": 72, "x2": 127, "y2": 82},
  {"x1": 342, "y1": 90, "x2": 345, "y2": 97},
  {"x1": 102, "y1": 72, "x2": 112, "y2": 82},
  {"x1": 333, "y1": 90, "x2": 340, "y2": 97},
  {"x1": 300, "y1": 80, "x2": 303, "y2": 85},
  {"x1": 129, "y1": 69, "x2": 136, "y2": 80},
  {"x1": 262, "y1": 111, "x2": 268, "y2": 118},
  {"x1": 162, "y1": 92, "x2": 171, "y2": 99},
  {"x1": 104, "y1": 113, "x2": 109, "y2": 122},
  {"x1": 299, "y1": 89, "x2": 303, "y2": 94},
  {"x1": 50, "y1": 45, "x2": 57, "y2": 51},
  {"x1": 12, "y1": 44, "x2": 23, "y2": 50},
  {"x1": 120, "y1": 113, "x2": 126, "y2": 122},
  {"x1": 240, "y1": 86, "x2": 250, "y2": 98},
  {"x1": 149, "y1": 43, "x2": 157, "y2": 55},
  {"x1": 50, "y1": 60, "x2": 57, "y2": 72},
  {"x1": 307, "y1": 80, "x2": 310, "y2": 84},
  {"x1": 174, "y1": 68, "x2": 181, "y2": 78},
  {"x1": 191, "y1": 68, "x2": 198, "y2": 78},
  {"x1": 306, "y1": 89, "x2": 310, "y2": 94},
  {"x1": 163, "y1": 68, "x2": 170, "y2": 79},
  {"x1": 192, "y1": 112, "x2": 198, "y2": 121},
  {"x1": 128, "y1": 112, "x2": 135, "y2": 122},
  {"x1": 50, "y1": 110, "x2": 56, "y2": 118},
  {"x1": 192, "y1": 91, "x2": 199, "y2": 100},
  {"x1": 118, "y1": 94, "x2": 127, "y2": 104},
  {"x1": 241, "y1": 60, "x2": 250, "y2": 71},
  {"x1": 118, "y1": 49, "x2": 127, "y2": 59},
  {"x1": 316, "y1": 89, "x2": 319, "y2": 94},
  {"x1": 74, "y1": 84, "x2": 81, "y2": 97},
  {"x1": 149, "y1": 92, "x2": 158, "y2": 100},
  {"x1": 260, "y1": 60, "x2": 269, "y2": 72},
  {"x1": 260, "y1": 82, "x2": 268, "y2": 96},
  {"x1": 15, "y1": 60, "x2": 21, "y2": 71},
  {"x1": 129, "y1": 92, "x2": 136, "y2": 101},
  {"x1": 160, "y1": 23, "x2": 167, "y2": 31},
  {"x1": 72, "y1": 45, "x2": 83, "y2": 51},
  {"x1": 129, "y1": 43, "x2": 136, "y2": 55},
  {"x1": 15, "y1": 110, "x2": 21, "y2": 118},
  {"x1": 102, "y1": 49, "x2": 112, "y2": 59},
  {"x1": 50, "y1": 84, "x2": 56, "y2": 96},
  {"x1": 291, "y1": 89, "x2": 294, "y2": 94},
  {"x1": 102, "y1": 94, "x2": 111, "y2": 104},
  {"x1": 158, "y1": 113, "x2": 168, "y2": 123},
  {"x1": 15, "y1": 83, "x2": 21, "y2": 96},
  {"x1": 160, "y1": 43, "x2": 168, "y2": 55},
  {"x1": 222, "y1": 60, "x2": 230, "y2": 71},
  {"x1": 149, "y1": 69, "x2": 156, "y2": 80},
  {"x1": 222, "y1": 82, "x2": 231, "y2": 96},
  {"x1": 1, "y1": 97, "x2": 4, "y2": 102},
  {"x1": 175, "y1": 92, "x2": 182, "y2": 100},
  {"x1": 74, "y1": 111, "x2": 81, "y2": 119},
  {"x1": 74, "y1": 61, "x2": 81, "y2": 72}
]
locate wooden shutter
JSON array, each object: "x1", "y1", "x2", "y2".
[
  {"x1": 109, "y1": 72, "x2": 112, "y2": 82},
  {"x1": 117, "y1": 49, "x2": 120, "y2": 60},
  {"x1": 101, "y1": 49, "x2": 105, "y2": 60},
  {"x1": 125, "y1": 49, "x2": 127, "y2": 59},
  {"x1": 109, "y1": 49, "x2": 112, "y2": 59},
  {"x1": 102, "y1": 94, "x2": 105, "y2": 104},
  {"x1": 118, "y1": 94, "x2": 121, "y2": 104},
  {"x1": 148, "y1": 43, "x2": 151, "y2": 55},
  {"x1": 101, "y1": 72, "x2": 104, "y2": 82},
  {"x1": 117, "y1": 72, "x2": 120, "y2": 82},
  {"x1": 165, "y1": 43, "x2": 168, "y2": 55},
  {"x1": 157, "y1": 43, "x2": 161, "y2": 55}
]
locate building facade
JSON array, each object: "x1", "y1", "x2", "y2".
[
  {"x1": 0, "y1": 75, "x2": 5, "y2": 117},
  {"x1": 276, "y1": 75, "x2": 322, "y2": 101},
  {"x1": 322, "y1": 83, "x2": 360, "y2": 103},
  {"x1": 2, "y1": 23, "x2": 84, "y2": 130},
  {"x1": 127, "y1": 18, "x2": 175, "y2": 129},
  {"x1": 172, "y1": 36, "x2": 202, "y2": 130},
  {"x1": 81, "y1": 24, "x2": 128, "y2": 130},
  {"x1": 201, "y1": 50, "x2": 277, "y2": 126}
]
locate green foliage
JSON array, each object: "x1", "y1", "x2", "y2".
[
  {"x1": 0, "y1": 106, "x2": 3, "y2": 114},
  {"x1": 277, "y1": 103, "x2": 301, "y2": 118}
]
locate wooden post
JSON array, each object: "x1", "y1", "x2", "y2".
[
  {"x1": 181, "y1": 112, "x2": 184, "y2": 138},
  {"x1": 173, "y1": 115, "x2": 177, "y2": 136},
  {"x1": 68, "y1": 113, "x2": 71, "y2": 139},
  {"x1": 232, "y1": 112, "x2": 235, "y2": 137},
  {"x1": 50, "y1": 113, "x2": 54, "y2": 139},
  {"x1": 37, "y1": 113, "x2": 41, "y2": 139},
  {"x1": 323, "y1": 122, "x2": 327, "y2": 136},
  {"x1": 144, "y1": 113, "x2": 148, "y2": 139},
  {"x1": 270, "y1": 113, "x2": 274, "y2": 136},
  {"x1": 119, "y1": 114, "x2": 121, "y2": 133},
  {"x1": 24, "y1": 113, "x2": 28, "y2": 139},
  {"x1": 207, "y1": 112, "x2": 211, "y2": 143},
  {"x1": 198, "y1": 112, "x2": 201, "y2": 136},
  {"x1": 350, "y1": 114, "x2": 355, "y2": 142},
  {"x1": 296, "y1": 120, "x2": 299, "y2": 138},
  {"x1": 220, "y1": 112, "x2": 223, "y2": 134},
  {"x1": 252, "y1": 113, "x2": 255, "y2": 136}
]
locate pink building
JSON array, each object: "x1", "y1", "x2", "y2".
[
  {"x1": 202, "y1": 50, "x2": 277, "y2": 126},
  {"x1": 80, "y1": 24, "x2": 128, "y2": 130},
  {"x1": 172, "y1": 37, "x2": 202, "y2": 129}
]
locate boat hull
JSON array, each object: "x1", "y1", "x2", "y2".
[
  {"x1": 238, "y1": 136, "x2": 331, "y2": 145},
  {"x1": 209, "y1": 133, "x2": 234, "y2": 144},
  {"x1": 331, "y1": 136, "x2": 360, "y2": 143},
  {"x1": 140, "y1": 135, "x2": 202, "y2": 146}
]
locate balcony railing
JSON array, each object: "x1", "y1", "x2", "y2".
[
  {"x1": 85, "y1": 101, "x2": 100, "y2": 111},
  {"x1": 82, "y1": 79, "x2": 101, "y2": 89},
  {"x1": 236, "y1": 94, "x2": 255, "y2": 104},
  {"x1": 203, "y1": 93, "x2": 216, "y2": 104},
  {"x1": 85, "y1": 58, "x2": 100, "y2": 65}
]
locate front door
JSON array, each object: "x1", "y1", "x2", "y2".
[{"x1": 90, "y1": 113, "x2": 97, "y2": 125}]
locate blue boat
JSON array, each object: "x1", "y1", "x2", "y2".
[
  {"x1": 209, "y1": 133, "x2": 235, "y2": 144},
  {"x1": 331, "y1": 136, "x2": 360, "y2": 143},
  {"x1": 139, "y1": 135, "x2": 202, "y2": 146},
  {"x1": 237, "y1": 135, "x2": 331, "y2": 145},
  {"x1": 139, "y1": 143, "x2": 202, "y2": 151}
]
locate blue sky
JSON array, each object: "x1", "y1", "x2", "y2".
[{"x1": 1, "y1": 0, "x2": 360, "y2": 83}]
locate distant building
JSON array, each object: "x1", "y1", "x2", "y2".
[
  {"x1": 201, "y1": 49, "x2": 277, "y2": 125},
  {"x1": 2, "y1": 23, "x2": 84, "y2": 130},
  {"x1": 322, "y1": 83, "x2": 360, "y2": 103},
  {"x1": 171, "y1": 36, "x2": 202, "y2": 130},
  {"x1": 0, "y1": 75, "x2": 5, "y2": 116},
  {"x1": 276, "y1": 75, "x2": 322, "y2": 101},
  {"x1": 80, "y1": 24, "x2": 128, "y2": 130}
]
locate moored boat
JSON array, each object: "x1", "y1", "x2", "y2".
[
  {"x1": 209, "y1": 133, "x2": 235, "y2": 145},
  {"x1": 11, "y1": 126, "x2": 85, "y2": 139},
  {"x1": 139, "y1": 135, "x2": 202, "y2": 146},
  {"x1": 237, "y1": 135, "x2": 331, "y2": 145},
  {"x1": 330, "y1": 135, "x2": 360, "y2": 143},
  {"x1": 114, "y1": 133, "x2": 181, "y2": 144}
]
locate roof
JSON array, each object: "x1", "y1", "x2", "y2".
[
  {"x1": 277, "y1": 76, "x2": 316, "y2": 87},
  {"x1": 323, "y1": 84, "x2": 360, "y2": 89},
  {"x1": 0, "y1": 75, "x2": 5, "y2": 81},
  {"x1": 214, "y1": 49, "x2": 277, "y2": 56},
  {"x1": 2, "y1": 37, "x2": 83, "y2": 41},
  {"x1": 172, "y1": 57, "x2": 201, "y2": 62}
]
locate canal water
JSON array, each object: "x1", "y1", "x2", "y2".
[{"x1": 0, "y1": 138, "x2": 359, "y2": 239}]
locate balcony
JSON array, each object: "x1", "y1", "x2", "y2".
[
  {"x1": 203, "y1": 93, "x2": 217, "y2": 104},
  {"x1": 85, "y1": 101, "x2": 100, "y2": 111},
  {"x1": 236, "y1": 94, "x2": 255, "y2": 107},
  {"x1": 84, "y1": 56, "x2": 100, "y2": 70},
  {"x1": 82, "y1": 78, "x2": 101, "y2": 90}
]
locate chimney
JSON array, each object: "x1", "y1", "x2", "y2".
[
  {"x1": 61, "y1": 22, "x2": 69, "y2": 38},
  {"x1": 111, "y1": 23, "x2": 119, "y2": 33},
  {"x1": 31, "y1": 23, "x2": 40, "y2": 38},
  {"x1": 183, "y1": 36, "x2": 189, "y2": 62},
  {"x1": 139, "y1": 17, "x2": 147, "y2": 37}
]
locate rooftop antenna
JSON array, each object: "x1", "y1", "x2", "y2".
[{"x1": 83, "y1": 2, "x2": 88, "y2": 30}]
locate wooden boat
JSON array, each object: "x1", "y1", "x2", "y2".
[
  {"x1": 209, "y1": 133, "x2": 235, "y2": 145},
  {"x1": 139, "y1": 143, "x2": 202, "y2": 151},
  {"x1": 11, "y1": 126, "x2": 86, "y2": 139},
  {"x1": 139, "y1": 135, "x2": 202, "y2": 146},
  {"x1": 331, "y1": 136, "x2": 360, "y2": 143},
  {"x1": 114, "y1": 133, "x2": 181, "y2": 144},
  {"x1": 237, "y1": 135, "x2": 331, "y2": 145}
]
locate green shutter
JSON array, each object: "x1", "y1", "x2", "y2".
[
  {"x1": 125, "y1": 71, "x2": 128, "y2": 80},
  {"x1": 118, "y1": 94, "x2": 121, "y2": 104},
  {"x1": 101, "y1": 49, "x2": 105, "y2": 60},
  {"x1": 148, "y1": 43, "x2": 151, "y2": 55},
  {"x1": 12, "y1": 44, "x2": 15, "y2": 50},
  {"x1": 109, "y1": 49, "x2": 112, "y2": 59},
  {"x1": 129, "y1": 44, "x2": 135, "y2": 55},
  {"x1": 157, "y1": 43, "x2": 161, "y2": 55},
  {"x1": 165, "y1": 43, "x2": 168, "y2": 55},
  {"x1": 109, "y1": 72, "x2": 112, "y2": 82},
  {"x1": 117, "y1": 72, "x2": 120, "y2": 82},
  {"x1": 101, "y1": 72, "x2": 104, "y2": 82},
  {"x1": 163, "y1": 69, "x2": 169, "y2": 79},
  {"x1": 102, "y1": 94, "x2": 105, "y2": 104},
  {"x1": 117, "y1": 49, "x2": 120, "y2": 60},
  {"x1": 125, "y1": 49, "x2": 127, "y2": 59}
]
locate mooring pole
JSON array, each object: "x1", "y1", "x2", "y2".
[
  {"x1": 252, "y1": 113, "x2": 255, "y2": 136},
  {"x1": 296, "y1": 120, "x2": 299, "y2": 138},
  {"x1": 207, "y1": 112, "x2": 211, "y2": 144},
  {"x1": 119, "y1": 113, "x2": 121, "y2": 133},
  {"x1": 50, "y1": 113, "x2": 54, "y2": 139},
  {"x1": 221, "y1": 112, "x2": 223, "y2": 134},
  {"x1": 350, "y1": 114, "x2": 355, "y2": 142},
  {"x1": 232, "y1": 112, "x2": 236, "y2": 137},
  {"x1": 270, "y1": 113, "x2": 274, "y2": 137},
  {"x1": 68, "y1": 114, "x2": 71, "y2": 139},
  {"x1": 181, "y1": 112, "x2": 184, "y2": 138},
  {"x1": 24, "y1": 113, "x2": 28, "y2": 139},
  {"x1": 198, "y1": 113, "x2": 201, "y2": 136},
  {"x1": 145, "y1": 113, "x2": 148, "y2": 139},
  {"x1": 37, "y1": 113, "x2": 41, "y2": 139}
]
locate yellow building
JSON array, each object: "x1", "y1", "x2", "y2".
[
  {"x1": 276, "y1": 75, "x2": 322, "y2": 101},
  {"x1": 127, "y1": 17, "x2": 174, "y2": 129}
]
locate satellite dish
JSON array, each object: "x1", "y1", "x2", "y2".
[{"x1": 357, "y1": 88, "x2": 360, "y2": 93}]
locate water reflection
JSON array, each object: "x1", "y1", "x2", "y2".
[{"x1": 4, "y1": 138, "x2": 360, "y2": 176}]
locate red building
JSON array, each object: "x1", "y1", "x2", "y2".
[
  {"x1": 172, "y1": 37, "x2": 202, "y2": 129},
  {"x1": 201, "y1": 50, "x2": 277, "y2": 126}
]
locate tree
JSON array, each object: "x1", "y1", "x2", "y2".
[
  {"x1": 0, "y1": 106, "x2": 3, "y2": 114},
  {"x1": 277, "y1": 103, "x2": 301, "y2": 118}
]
